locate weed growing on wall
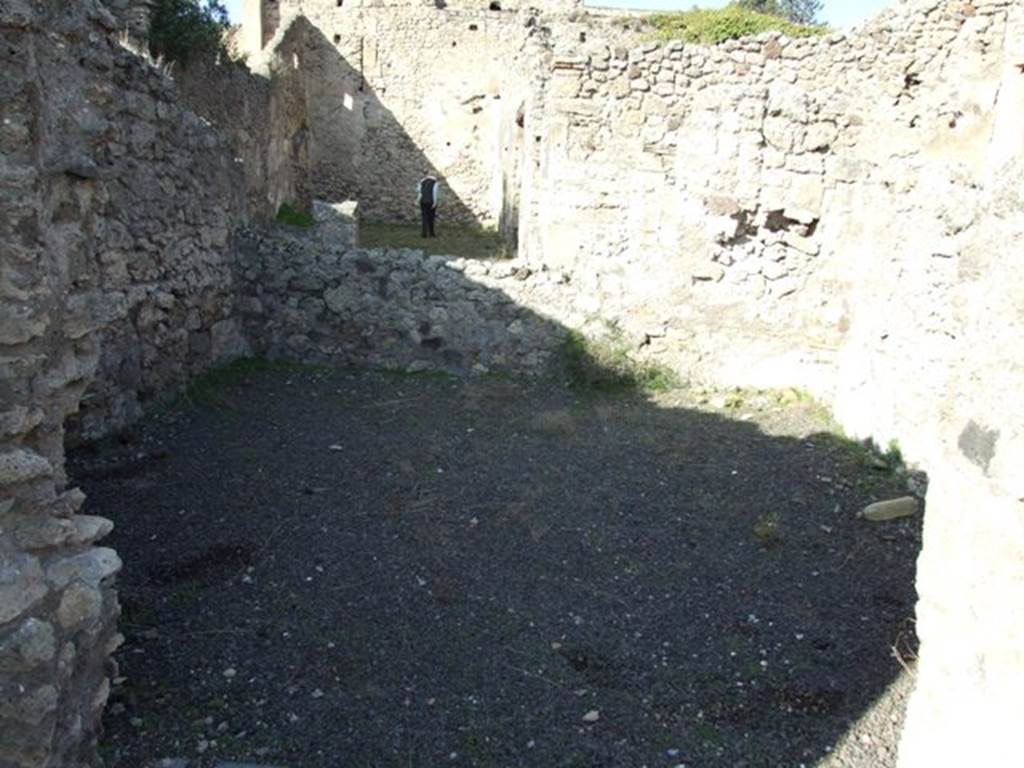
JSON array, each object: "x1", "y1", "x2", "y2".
[{"x1": 648, "y1": 4, "x2": 825, "y2": 45}]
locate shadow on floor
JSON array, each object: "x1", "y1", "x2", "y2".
[{"x1": 73, "y1": 357, "x2": 922, "y2": 768}]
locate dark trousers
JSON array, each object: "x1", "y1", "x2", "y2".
[{"x1": 420, "y1": 203, "x2": 436, "y2": 238}]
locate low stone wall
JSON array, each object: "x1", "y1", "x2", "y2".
[
  {"x1": 235, "y1": 229, "x2": 569, "y2": 373},
  {"x1": 234, "y1": 217, "x2": 773, "y2": 385}
]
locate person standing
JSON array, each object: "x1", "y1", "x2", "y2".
[{"x1": 417, "y1": 172, "x2": 440, "y2": 238}]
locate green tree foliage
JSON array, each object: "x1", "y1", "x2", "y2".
[
  {"x1": 734, "y1": 0, "x2": 823, "y2": 25},
  {"x1": 148, "y1": 0, "x2": 230, "y2": 65},
  {"x1": 787, "y1": 0, "x2": 825, "y2": 24},
  {"x1": 649, "y1": 4, "x2": 825, "y2": 45}
]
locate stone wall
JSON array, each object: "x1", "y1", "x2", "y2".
[
  {"x1": 520, "y1": 0, "x2": 1022, "y2": 411},
  {"x1": 0, "y1": 0, "x2": 299, "y2": 763},
  {"x1": 235, "y1": 229, "x2": 568, "y2": 374},
  {"x1": 57, "y1": 72, "x2": 249, "y2": 446},
  {"x1": 175, "y1": 17, "x2": 313, "y2": 221},
  {"x1": 245, "y1": 0, "x2": 563, "y2": 228}
]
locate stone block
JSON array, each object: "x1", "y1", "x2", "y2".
[
  {"x1": 12, "y1": 518, "x2": 78, "y2": 551},
  {"x1": 57, "y1": 581, "x2": 105, "y2": 629},
  {"x1": 63, "y1": 290, "x2": 127, "y2": 340},
  {"x1": 766, "y1": 84, "x2": 809, "y2": 121},
  {"x1": 803, "y1": 121, "x2": 838, "y2": 151},
  {"x1": 51, "y1": 488, "x2": 86, "y2": 518},
  {"x1": 45, "y1": 547, "x2": 122, "y2": 590},
  {"x1": 211, "y1": 319, "x2": 250, "y2": 361},
  {"x1": 762, "y1": 116, "x2": 802, "y2": 151},
  {"x1": 0, "y1": 683, "x2": 58, "y2": 726},
  {"x1": 0, "y1": 618, "x2": 57, "y2": 673},
  {"x1": 608, "y1": 77, "x2": 630, "y2": 98},
  {"x1": 705, "y1": 195, "x2": 741, "y2": 216},
  {"x1": 769, "y1": 276, "x2": 798, "y2": 297},
  {"x1": 761, "y1": 171, "x2": 824, "y2": 218},
  {"x1": 0, "y1": 406, "x2": 43, "y2": 439},
  {"x1": 783, "y1": 231, "x2": 820, "y2": 255},
  {"x1": 762, "y1": 260, "x2": 789, "y2": 281},
  {"x1": 707, "y1": 213, "x2": 741, "y2": 243},
  {"x1": 0, "y1": 551, "x2": 48, "y2": 624},
  {"x1": 0, "y1": 304, "x2": 48, "y2": 345},
  {"x1": 785, "y1": 152, "x2": 824, "y2": 175}
]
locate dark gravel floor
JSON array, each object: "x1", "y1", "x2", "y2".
[{"x1": 70, "y1": 365, "x2": 923, "y2": 768}]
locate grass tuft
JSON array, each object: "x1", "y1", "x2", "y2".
[
  {"x1": 648, "y1": 5, "x2": 825, "y2": 45},
  {"x1": 360, "y1": 221, "x2": 514, "y2": 260},
  {"x1": 884, "y1": 439, "x2": 903, "y2": 469},
  {"x1": 182, "y1": 357, "x2": 300, "y2": 410},
  {"x1": 561, "y1": 329, "x2": 679, "y2": 394},
  {"x1": 276, "y1": 202, "x2": 316, "y2": 228},
  {"x1": 752, "y1": 510, "x2": 782, "y2": 547}
]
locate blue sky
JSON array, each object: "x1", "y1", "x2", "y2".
[{"x1": 222, "y1": 0, "x2": 894, "y2": 29}]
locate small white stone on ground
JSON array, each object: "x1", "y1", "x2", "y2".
[{"x1": 859, "y1": 496, "x2": 918, "y2": 521}]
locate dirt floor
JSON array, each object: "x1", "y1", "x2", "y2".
[{"x1": 70, "y1": 364, "x2": 923, "y2": 768}]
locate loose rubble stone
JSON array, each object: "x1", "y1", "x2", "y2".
[
  {"x1": 0, "y1": 619, "x2": 57, "y2": 673},
  {"x1": 0, "y1": 449, "x2": 53, "y2": 487},
  {"x1": 860, "y1": 497, "x2": 920, "y2": 522},
  {"x1": 13, "y1": 515, "x2": 113, "y2": 551},
  {"x1": 151, "y1": 757, "x2": 189, "y2": 767},
  {"x1": 0, "y1": 551, "x2": 49, "y2": 625},
  {"x1": 45, "y1": 548, "x2": 123, "y2": 589},
  {"x1": 0, "y1": 684, "x2": 59, "y2": 726},
  {"x1": 57, "y1": 581, "x2": 105, "y2": 630}
]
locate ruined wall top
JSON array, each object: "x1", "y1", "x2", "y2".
[{"x1": 242, "y1": 0, "x2": 583, "y2": 53}]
